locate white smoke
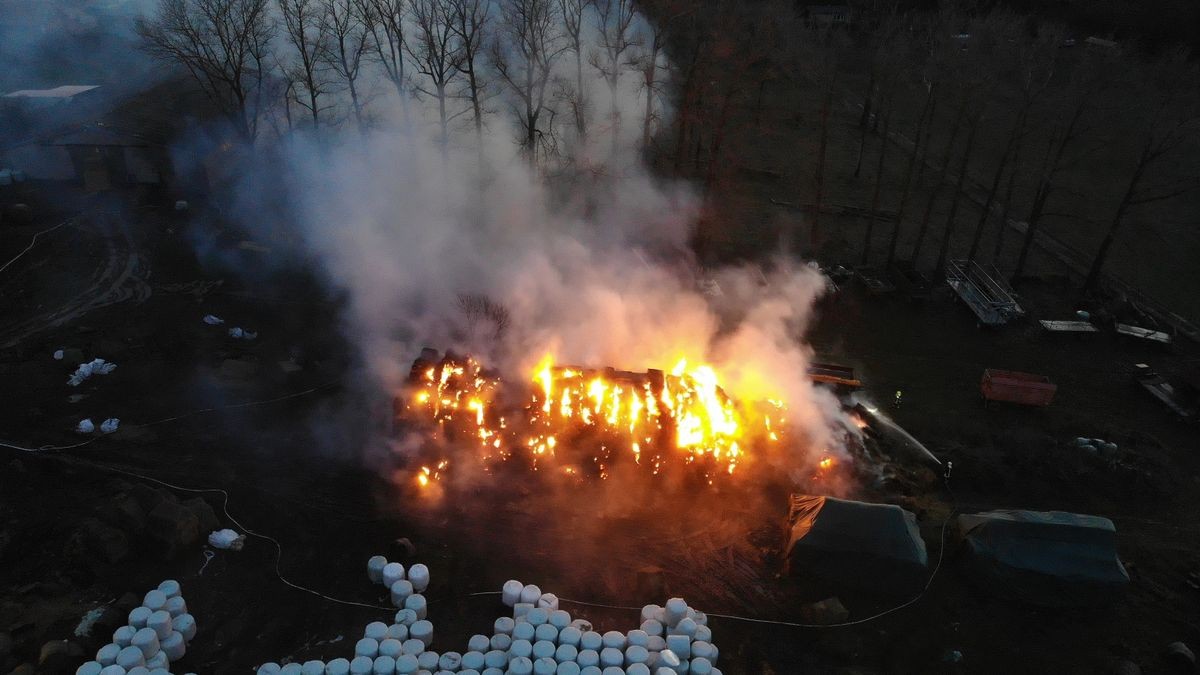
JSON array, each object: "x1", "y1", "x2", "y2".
[{"x1": 214, "y1": 2, "x2": 852, "y2": 478}]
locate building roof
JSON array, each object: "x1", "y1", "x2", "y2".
[{"x1": 2, "y1": 85, "x2": 101, "y2": 99}]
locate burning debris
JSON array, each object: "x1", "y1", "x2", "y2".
[{"x1": 397, "y1": 349, "x2": 793, "y2": 487}]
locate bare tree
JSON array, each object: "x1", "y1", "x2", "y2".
[
  {"x1": 359, "y1": 0, "x2": 412, "y2": 126},
  {"x1": 449, "y1": 0, "x2": 493, "y2": 147},
  {"x1": 492, "y1": 0, "x2": 565, "y2": 166},
  {"x1": 1083, "y1": 49, "x2": 1200, "y2": 291},
  {"x1": 557, "y1": 0, "x2": 591, "y2": 138},
  {"x1": 589, "y1": 0, "x2": 639, "y2": 155},
  {"x1": 278, "y1": 0, "x2": 332, "y2": 130},
  {"x1": 137, "y1": 0, "x2": 275, "y2": 141},
  {"x1": 323, "y1": 0, "x2": 373, "y2": 130},
  {"x1": 407, "y1": 0, "x2": 461, "y2": 157}
]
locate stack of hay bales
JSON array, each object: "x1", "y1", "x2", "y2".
[
  {"x1": 256, "y1": 558, "x2": 723, "y2": 675},
  {"x1": 73, "y1": 580, "x2": 199, "y2": 675}
]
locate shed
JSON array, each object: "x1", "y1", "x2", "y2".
[
  {"x1": 957, "y1": 510, "x2": 1129, "y2": 607},
  {"x1": 785, "y1": 495, "x2": 929, "y2": 595},
  {"x1": 1, "y1": 122, "x2": 166, "y2": 190}
]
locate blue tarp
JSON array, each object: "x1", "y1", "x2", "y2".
[{"x1": 957, "y1": 510, "x2": 1129, "y2": 607}]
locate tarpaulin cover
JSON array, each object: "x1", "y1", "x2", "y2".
[
  {"x1": 957, "y1": 509, "x2": 1129, "y2": 607},
  {"x1": 785, "y1": 495, "x2": 929, "y2": 595}
]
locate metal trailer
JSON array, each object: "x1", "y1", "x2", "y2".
[
  {"x1": 946, "y1": 259, "x2": 1024, "y2": 326},
  {"x1": 1116, "y1": 323, "x2": 1173, "y2": 346},
  {"x1": 809, "y1": 362, "x2": 863, "y2": 390},
  {"x1": 1039, "y1": 320, "x2": 1100, "y2": 335},
  {"x1": 981, "y1": 369, "x2": 1057, "y2": 407}
]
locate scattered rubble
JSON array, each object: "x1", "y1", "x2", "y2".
[
  {"x1": 68, "y1": 359, "x2": 117, "y2": 387},
  {"x1": 228, "y1": 327, "x2": 258, "y2": 341}
]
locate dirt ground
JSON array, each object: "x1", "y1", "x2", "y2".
[{"x1": 2, "y1": 186, "x2": 1199, "y2": 675}]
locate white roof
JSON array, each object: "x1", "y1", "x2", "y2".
[{"x1": 2, "y1": 85, "x2": 100, "y2": 99}]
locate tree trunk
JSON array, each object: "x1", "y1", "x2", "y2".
[
  {"x1": 967, "y1": 118, "x2": 1022, "y2": 263},
  {"x1": 914, "y1": 95, "x2": 938, "y2": 184},
  {"x1": 887, "y1": 84, "x2": 935, "y2": 264},
  {"x1": 1084, "y1": 168, "x2": 1140, "y2": 291},
  {"x1": 991, "y1": 156, "x2": 1019, "y2": 264},
  {"x1": 437, "y1": 83, "x2": 449, "y2": 162},
  {"x1": 863, "y1": 106, "x2": 890, "y2": 264},
  {"x1": 910, "y1": 98, "x2": 966, "y2": 263},
  {"x1": 812, "y1": 81, "x2": 834, "y2": 251},
  {"x1": 934, "y1": 116, "x2": 980, "y2": 276}
]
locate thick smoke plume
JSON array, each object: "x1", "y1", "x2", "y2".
[{"x1": 207, "y1": 2, "x2": 852, "y2": 493}]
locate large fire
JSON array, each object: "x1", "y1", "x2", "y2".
[{"x1": 399, "y1": 350, "x2": 789, "y2": 487}]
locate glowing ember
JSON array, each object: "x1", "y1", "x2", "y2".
[{"x1": 400, "y1": 352, "x2": 786, "y2": 483}]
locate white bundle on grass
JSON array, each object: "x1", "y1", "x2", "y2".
[{"x1": 68, "y1": 358, "x2": 117, "y2": 386}]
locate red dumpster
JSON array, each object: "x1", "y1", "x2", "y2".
[{"x1": 981, "y1": 369, "x2": 1057, "y2": 407}]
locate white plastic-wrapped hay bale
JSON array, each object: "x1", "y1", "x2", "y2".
[
  {"x1": 382, "y1": 563, "x2": 406, "y2": 588},
  {"x1": 599, "y1": 648, "x2": 623, "y2": 668},
  {"x1": 368, "y1": 557, "x2": 388, "y2": 584},
  {"x1": 526, "y1": 608, "x2": 549, "y2": 626},
  {"x1": 640, "y1": 606, "x2": 661, "y2": 624},
  {"x1": 115, "y1": 645, "x2": 145, "y2": 669},
  {"x1": 409, "y1": 620, "x2": 433, "y2": 647},
  {"x1": 372, "y1": 655, "x2": 395, "y2": 674},
  {"x1": 467, "y1": 635, "x2": 490, "y2": 653},
  {"x1": 536, "y1": 593, "x2": 559, "y2": 610},
  {"x1": 160, "y1": 631, "x2": 186, "y2": 662},
  {"x1": 569, "y1": 620, "x2": 593, "y2": 633},
  {"x1": 395, "y1": 609, "x2": 419, "y2": 627},
  {"x1": 580, "y1": 632, "x2": 602, "y2": 651},
  {"x1": 509, "y1": 639, "x2": 533, "y2": 659},
  {"x1": 129, "y1": 607, "x2": 151, "y2": 630},
  {"x1": 664, "y1": 636, "x2": 690, "y2": 660},
  {"x1": 555, "y1": 644, "x2": 578, "y2": 663},
  {"x1": 576, "y1": 650, "x2": 599, "y2": 669},
  {"x1": 394, "y1": 654, "x2": 418, "y2": 674},
  {"x1": 356, "y1": 638, "x2": 380, "y2": 659},
  {"x1": 488, "y1": 634, "x2": 511, "y2": 652},
  {"x1": 302, "y1": 660, "x2": 325, "y2": 675},
  {"x1": 626, "y1": 665, "x2": 650, "y2": 675},
  {"x1": 601, "y1": 632, "x2": 625, "y2": 650},
  {"x1": 379, "y1": 639, "x2": 403, "y2": 658},
  {"x1": 349, "y1": 656, "x2": 373, "y2": 675},
  {"x1": 460, "y1": 651, "x2": 485, "y2": 670},
  {"x1": 533, "y1": 657, "x2": 556, "y2": 675},
  {"x1": 164, "y1": 596, "x2": 187, "y2": 618},
  {"x1": 645, "y1": 636, "x2": 665, "y2": 652},
  {"x1": 513, "y1": 603, "x2": 533, "y2": 621},
  {"x1": 626, "y1": 630, "x2": 648, "y2": 648},
  {"x1": 386, "y1": 624, "x2": 408, "y2": 641},
  {"x1": 686, "y1": 611, "x2": 706, "y2": 627},
  {"x1": 97, "y1": 644, "x2": 121, "y2": 666},
  {"x1": 148, "y1": 668, "x2": 170, "y2": 675},
  {"x1": 687, "y1": 657, "x2": 712, "y2": 675},
  {"x1": 692, "y1": 626, "x2": 711, "y2": 643},
  {"x1": 548, "y1": 610, "x2": 571, "y2": 630},
  {"x1": 390, "y1": 580, "x2": 414, "y2": 607},
  {"x1": 157, "y1": 580, "x2": 181, "y2": 599},
  {"x1": 531, "y1": 640, "x2": 555, "y2": 660},
  {"x1": 326, "y1": 658, "x2": 351, "y2": 675},
  {"x1": 172, "y1": 614, "x2": 197, "y2": 642},
  {"x1": 502, "y1": 580, "x2": 524, "y2": 607},
  {"x1": 132, "y1": 628, "x2": 160, "y2": 660},
  {"x1": 579, "y1": 668, "x2": 600, "y2": 675},
  {"x1": 416, "y1": 650, "x2": 439, "y2": 671},
  {"x1": 403, "y1": 594, "x2": 427, "y2": 620},
  {"x1": 534, "y1": 624, "x2": 558, "y2": 643},
  {"x1": 555, "y1": 663, "x2": 580, "y2": 675},
  {"x1": 437, "y1": 652, "x2": 461, "y2": 671},
  {"x1": 407, "y1": 564, "x2": 430, "y2": 593},
  {"x1": 625, "y1": 645, "x2": 649, "y2": 665},
  {"x1": 513, "y1": 622, "x2": 535, "y2": 642},
  {"x1": 147, "y1": 611, "x2": 173, "y2": 640},
  {"x1": 494, "y1": 616, "x2": 515, "y2": 636},
  {"x1": 399, "y1": 638, "x2": 423, "y2": 656},
  {"x1": 662, "y1": 600, "x2": 687, "y2": 628},
  {"x1": 507, "y1": 656, "x2": 533, "y2": 675},
  {"x1": 78, "y1": 661, "x2": 103, "y2": 675},
  {"x1": 143, "y1": 591, "x2": 167, "y2": 613},
  {"x1": 483, "y1": 649, "x2": 507, "y2": 669},
  {"x1": 519, "y1": 585, "x2": 542, "y2": 605},
  {"x1": 365, "y1": 622, "x2": 389, "y2": 641},
  {"x1": 558, "y1": 626, "x2": 582, "y2": 648},
  {"x1": 282, "y1": 662, "x2": 302, "y2": 674},
  {"x1": 257, "y1": 663, "x2": 282, "y2": 674},
  {"x1": 114, "y1": 627, "x2": 136, "y2": 648},
  {"x1": 689, "y1": 642, "x2": 715, "y2": 663},
  {"x1": 639, "y1": 620, "x2": 662, "y2": 638},
  {"x1": 99, "y1": 666, "x2": 126, "y2": 675}
]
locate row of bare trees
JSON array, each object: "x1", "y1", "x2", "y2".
[{"x1": 137, "y1": 0, "x2": 671, "y2": 167}]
